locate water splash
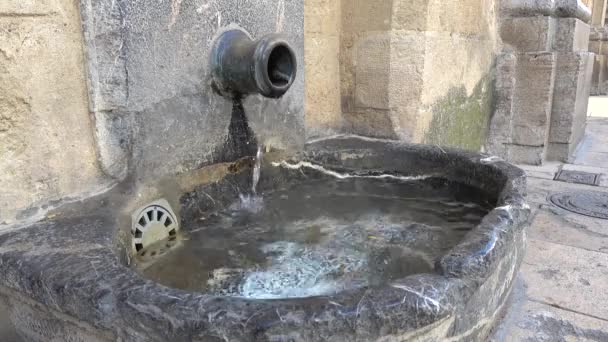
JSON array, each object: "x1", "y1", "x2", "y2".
[{"x1": 234, "y1": 145, "x2": 265, "y2": 213}]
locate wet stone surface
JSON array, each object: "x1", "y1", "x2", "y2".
[{"x1": 139, "y1": 178, "x2": 492, "y2": 299}]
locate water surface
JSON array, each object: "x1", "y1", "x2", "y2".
[{"x1": 139, "y1": 177, "x2": 492, "y2": 299}]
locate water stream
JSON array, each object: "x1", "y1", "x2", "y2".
[{"x1": 252, "y1": 145, "x2": 263, "y2": 194}]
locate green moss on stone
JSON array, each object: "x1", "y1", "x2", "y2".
[{"x1": 424, "y1": 76, "x2": 493, "y2": 151}]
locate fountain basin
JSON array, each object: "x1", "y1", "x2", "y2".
[{"x1": 0, "y1": 137, "x2": 530, "y2": 342}]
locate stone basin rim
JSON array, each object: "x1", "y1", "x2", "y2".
[{"x1": 0, "y1": 138, "x2": 530, "y2": 340}]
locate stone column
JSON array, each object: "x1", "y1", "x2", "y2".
[
  {"x1": 592, "y1": 0, "x2": 608, "y2": 26},
  {"x1": 489, "y1": 14, "x2": 559, "y2": 164},
  {"x1": 487, "y1": 0, "x2": 593, "y2": 164},
  {"x1": 304, "y1": 0, "x2": 343, "y2": 137},
  {"x1": 547, "y1": 18, "x2": 594, "y2": 161},
  {"x1": 589, "y1": 27, "x2": 608, "y2": 95}
]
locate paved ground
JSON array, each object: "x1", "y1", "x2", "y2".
[{"x1": 491, "y1": 99, "x2": 608, "y2": 341}]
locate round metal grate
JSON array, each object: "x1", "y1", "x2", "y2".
[
  {"x1": 549, "y1": 191, "x2": 608, "y2": 220},
  {"x1": 131, "y1": 200, "x2": 179, "y2": 256}
]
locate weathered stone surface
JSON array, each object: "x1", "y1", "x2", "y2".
[
  {"x1": 522, "y1": 238, "x2": 608, "y2": 320},
  {"x1": 517, "y1": 162, "x2": 562, "y2": 179},
  {"x1": 511, "y1": 53, "x2": 556, "y2": 147},
  {"x1": 549, "y1": 52, "x2": 593, "y2": 138},
  {"x1": 547, "y1": 52, "x2": 594, "y2": 161},
  {"x1": 487, "y1": 53, "x2": 517, "y2": 158},
  {"x1": 339, "y1": 0, "x2": 498, "y2": 148},
  {"x1": 591, "y1": 54, "x2": 608, "y2": 95},
  {"x1": 591, "y1": 0, "x2": 608, "y2": 26},
  {"x1": 492, "y1": 295, "x2": 608, "y2": 341},
  {"x1": 304, "y1": 0, "x2": 342, "y2": 137},
  {"x1": 507, "y1": 145, "x2": 547, "y2": 165},
  {"x1": 553, "y1": 18, "x2": 590, "y2": 52},
  {"x1": 488, "y1": 50, "x2": 559, "y2": 164},
  {"x1": 0, "y1": 1, "x2": 105, "y2": 224},
  {"x1": 501, "y1": 16, "x2": 556, "y2": 52},
  {"x1": 355, "y1": 33, "x2": 391, "y2": 110},
  {"x1": 529, "y1": 206, "x2": 608, "y2": 253},
  {"x1": 80, "y1": 0, "x2": 305, "y2": 183},
  {"x1": 502, "y1": 0, "x2": 593, "y2": 23}
]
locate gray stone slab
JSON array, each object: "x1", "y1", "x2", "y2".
[
  {"x1": 526, "y1": 176, "x2": 608, "y2": 206},
  {"x1": 521, "y1": 239, "x2": 608, "y2": 320},
  {"x1": 492, "y1": 298, "x2": 608, "y2": 341},
  {"x1": 529, "y1": 206, "x2": 608, "y2": 254}
]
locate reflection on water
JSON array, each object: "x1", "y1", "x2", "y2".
[{"x1": 139, "y1": 178, "x2": 491, "y2": 299}]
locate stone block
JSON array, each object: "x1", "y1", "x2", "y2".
[
  {"x1": 502, "y1": 0, "x2": 592, "y2": 22},
  {"x1": 553, "y1": 18, "x2": 590, "y2": 52},
  {"x1": 511, "y1": 53, "x2": 556, "y2": 146},
  {"x1": 591, "y1": 55, "x2": 604, "y2": 95},
  {"x1": 388, "y1": 31, "x2": 426, "y2": 140},
  {"x1": 548, "y1": 52, "x2": 594, "y2": 158},
  {"x1": 588, "y1": 40, "x2": 601, "y2": 53},
  {"x1": 305, "y1": 36, "x2": 342, "y2": 133},
  {"x1": 0, "y1": 0, "x2": 57, "y2": 15},
  {"x1": 487, "y1": 53, "x2": 517, "y2": 158},
  {"x1": 426, "y1": 0, "x2": 493, "y2": 35},
  {"x1": 304, "y1": 0, "x2": 341, "y2": 35},
  {"x1": 506, "y1": 144, "x2": 546, "y2": 165},
  {"x1": 591, "y1": 0, "x2": 608, "y2": 26},
  {"x1": 352, "y1": 0, "x2": 392, "y2": 32},
  {"x1": 601, "y1": 57, "x2": 608, "y2": 94},
  {"x1": 354, "y1": 33, "x2": 391, "y2": 110},
  {"x1": 501, "y1": 16, "x2": 556, "y2": 52},
  {"x1": 0, "y1": 4, "x2": 104, "y2": 223},
  {"x1": 391, "y1": 0, "x2": 429, "y2": 31}
]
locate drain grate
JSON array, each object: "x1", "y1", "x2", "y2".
[
  {"x1": 549, "y1": 191, "x2": 608, "y2": 219},
  {"x1": 131, "y1": 199, "x2": 179, "y2": 255},
  {"x1": 554, "y1": 170, "x2": 601, "y2": 186}
]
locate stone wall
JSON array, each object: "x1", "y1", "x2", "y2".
[
  {"x1": 82, "y1": 0, "x2": 305, "y2": 182},
  {"x1": 305, "y1": 0, "x2": 500, "y2": 150},
  {"x1": 0, "y1": 0, "x2": 105, "y2": 224},
  {"x1": 304, "y1": 0, "x2": 342, "y2": 137}
]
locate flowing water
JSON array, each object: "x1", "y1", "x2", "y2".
[
  {"x1": 252, "y1": 145, "x2": 263, "y2": 194},
  {"x1": 141, "y1": 176, "x2": 493, "y2": 299}
]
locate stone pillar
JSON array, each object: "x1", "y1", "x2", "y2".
[
  {"x1": 589, "y1": 27, "x2": 608, "y2": 95},
  {"x1": 489, "y1": 15, "x2": 559, "y2": 164},
  {"x1": 487, "y1": 0, "x2": 594, "y2": 164},
  {"x1": 304, "y1": 0, "x2": 343, "y2": 137},
  {"x1": 591, "y1": 0, "x2": 608, "y2": 26},
  {"x1": 547, "y1": 19, "x2": 594, "y2": 162}
]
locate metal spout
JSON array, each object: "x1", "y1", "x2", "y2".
[{"x1": 210, "y1": 29, "x2": 297, "y2": 98}]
